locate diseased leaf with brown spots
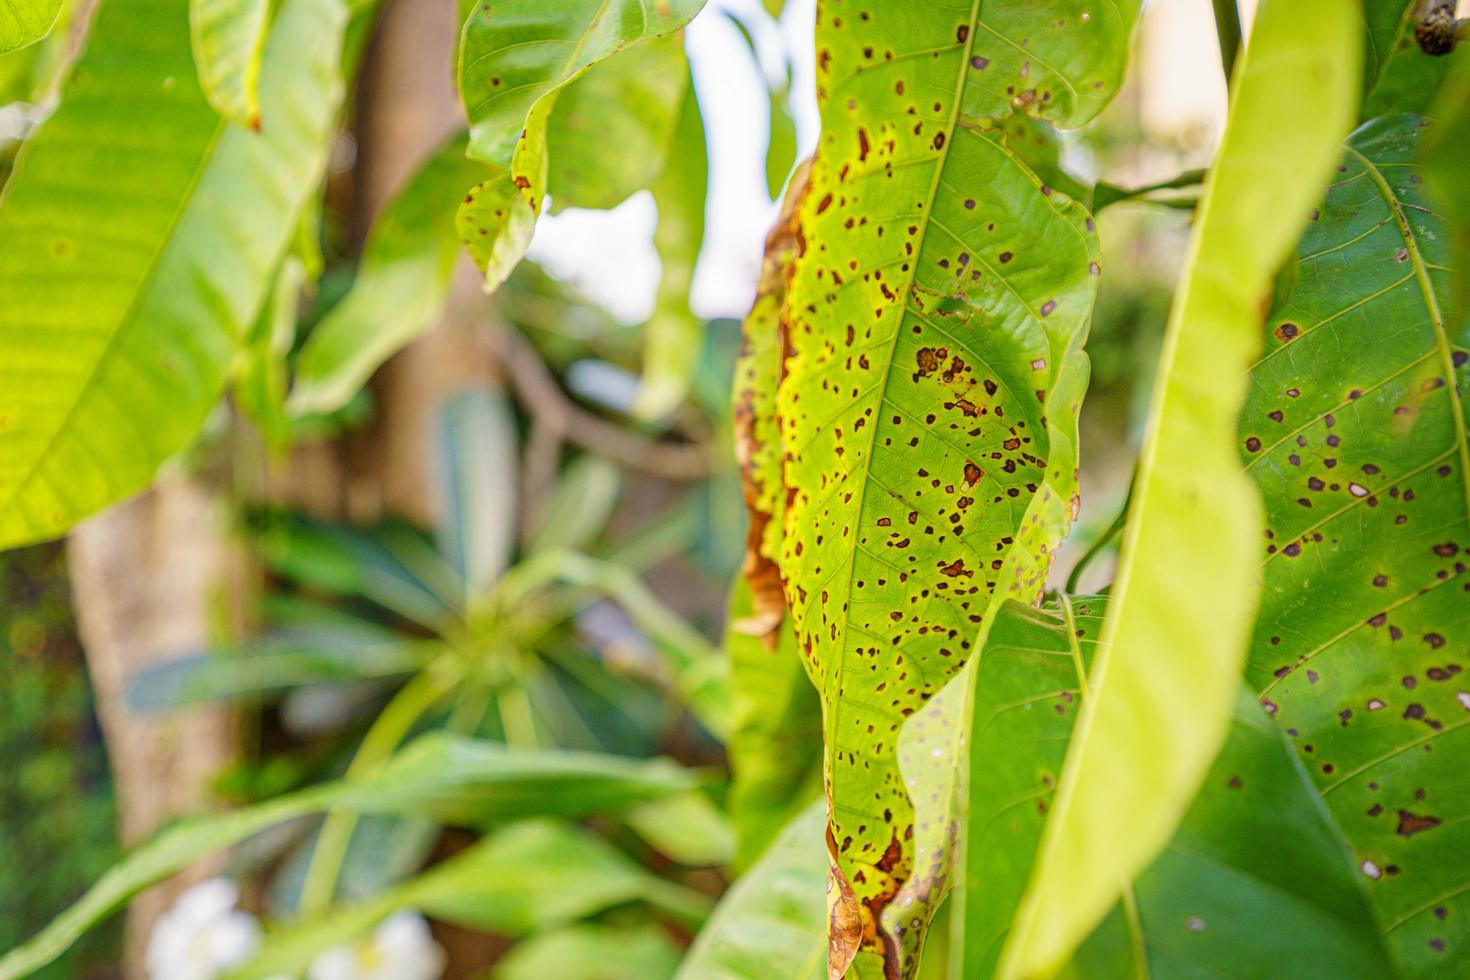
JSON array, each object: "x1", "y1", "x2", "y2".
[
  {"x1": 1242, "y1": 114, "x2": 1470, "y2": 977},
  {"x1": 770, "y1": 2, "x2": 1137, "y2": 975}
]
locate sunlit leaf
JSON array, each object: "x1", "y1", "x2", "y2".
[
  {"x1": 767, "y1": 84, "x2": 797, "y2": 200},
  {"x1": 189, "y1": 0, "x2": 269, "y2": 128},
  {"x1": 0, "y1": 0, "x2": 347, "y2": 549},
  {"x1": 0, "y1": 0, "x2": 60, "y2": 55},
  {"x1": 626, "y1": 791, "x2": 736, "y2": 867},
  {"x1": 765, "y1": 1, "x2": 1138, "y2": 971},
  {"x1": 455, "y1": 0, "x2": 705, "y2": 289},
  {"x1": 289, "y1": 132, "x2": 486, "y2": 417},
  {"x1": 999, "y1": 4, "x2": 1361, "y2": 975},
  {"x1": 493, "y1": 923, "x2": 682, "y2": 980},
  {"x1": 675, "y1": 801, "x2": 827, "y2": 980},
  {"x1": 233, "y1": 256, "x2": 304, "y2": 454},
  {"x1": 0, "y1": 734, "x2": 696, "y2": 980},
  {"x1": 1241, "y1": 114, "x2": 1470, "y2": 976}
]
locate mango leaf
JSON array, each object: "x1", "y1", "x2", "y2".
[
  {"x1": 525, "y1": 454, "x2": 622, "y2": 555},
  {"x1": 626, "y1": 791, "x2": 736, "y2": 867},
  {"x1": 544, "y1": 33, "x2": 687, "y2": 213},
  {"x1": 0, "y1": 0, "x2": 72, "y2": 99},
  {"x1": 767, "y1": 83, "x2": 797, "y2": 200},
  {"x1": 1241, "y1": 114, "x2": 1470, "y2": 976},
  {"x1": 494, "y1": 924, "x2": 682, "y2": 980},
  {"x1": 0, "y1": 0, "x2": 347, "y2": 549},
  {"x1": 635, "y1": 75, "x2": 709, "y2": 418},
  {"x1": 233, "y1": 256, "x2": 304, "y2": 454},
  {"x1": 1361, "y1": 0, "x2": 1465, "y2": 118},
  {"x1": 0, "y1": 734, "x2": 696, "y2": 980},
  {"x1": 289, "y1": 132, "x2": 487, "y2": 416},
  {"x1": 455, "y1": 0, "x2": 705, "y2": 289},
  {"x1": 962, "y1": 597, "x2": 1393, "y2": 978},
  {"x1": 1422, "y1": 55, "x2": 1470, "y2": 329},
  {"x1": 234, "y1": 819, "x2": 708, "y2": 978},
  {"x1": 675, "y1": 801, "x2": 827, "y2": 980},
  {"x1": 769, "y1": 1, "x2": 1137, "y2": 971},
  {"x1": 998, "y1": 4, "x2": 1361, "y2": 975},
  {"x1": 189, "y1": 0, "x2": 270, "y2": 128},
  {"x1": 0, "y1": 0, "x2": 60, "y2": 54}
]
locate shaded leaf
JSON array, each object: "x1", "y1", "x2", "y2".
[
  {"x1": 189, "y1": 0, "x2": 270, "y2": 128},
  {"x1": 0, "y1": 0, "x2": 347, "y2": 548},
  {"x1": 1242, "y1": 114, "x2": 1470, "y2": 977},
  {"x1": 233, "y1": 256, "x2": 304, "y2": 454},
  {"x1": 1422, "y1": 54, "x2": 1470, "y2": 330},
  {"x1": 1361, "y1": 0, "x2": 1466, "y2": 118},
  {"x1": 962, "y1": 597, "x2": 1393, "y2": 979},
  {"x1": 435, "y1": 387, "x2": 519, "y2": 607},
  {"x1": 525, "y1": 454, "x2": 622, "y2": 555},
  {"x1": 675, "y1": 801, "x2": 827, "y2": 980},
  {"x1": 289, "y1": 132, "x2": 486, "y2": 416},
  {"x1": 0, "y1": 734, "x2": 697, "y2": 980},
  {"x1": 999, "y1": 4, "x2": 1361, "y2": 975}
]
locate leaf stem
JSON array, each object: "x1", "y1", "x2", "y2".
[
  {"x1": 1212, "y1": 0, "x2": 1242, "y2": 85},
  {"x1": 1065, "y1": 474, "x2": 1136, "y2": 596},
  {"x1": 296, "y1": 666, "x2": 454, "y2": 916}
]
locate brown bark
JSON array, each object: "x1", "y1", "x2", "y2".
[{"x1": 68, "y1": 476, "x2": 240, "y2": 978}]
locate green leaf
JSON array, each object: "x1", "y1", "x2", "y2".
[
  {"x1": 1241, "y1": 114, "x2": 1470, "y2": 977},
  {"x1": 0, "y1": 734, "x2": 697, "y2": 980},
  {"x1": 189, "y1": 0, "x2": 270, "y2": 128},
  {"x1": 1422, "y1": 55, "x2": 1470, "y2": 330},
  {"x1": 235, "y1": 819, "x2": 704, "y2": 978},
  {"x1": 435, "y1": 388, "x2": 519, "y2": 607},
  {"x1": 626, "y1": 791, "x2": 736, "y2": 867},
  {"x1": 545, "y1": 33, "x2": 688, "y2": 213},
  {"x1": 0, "y1": 0, "x2": 347, "y2": 549},
  {"x1": 494, "y1": 923, "x2": 682, "y2": 980},
  {"x1": 998, "y1": 4, "x2": 1361, "y2": 975},
  {"x1": 0, "y1": 0, "x2": 60, "y2": 55},
  {"x1": 1361, "y1": 0, "x2": 1466, "y2": 118},
  {"x1": 289, "y1": 131, "x2": 487, "y2": 416},
  {"x1": 766, "y1": 1, "x2": 1135, "y2": 970},
  {"x1": 525, "y1": 454, "x2": 622, "y2": 555},
  {"x1": 961, "y1": 597, "x2": 1393, "y2": 978},
  {"x1": 725, "y1": 579, "x2": 821, "y2": 872},
  {"x1": 766, "y1": 84, "x2": 797, "y2": 200},
  {"x1": 454, "y1": 0, "x2": 706, "y2": 289},
  {"x1": 233, "y1": 256, "x2": 304, "y2": 454},
  {"x1": 675, "y1": 801, "x2": 827, "y2": 980},
  {"x1": 634, "y1": 75, "x2": 709, "y2": 418}
]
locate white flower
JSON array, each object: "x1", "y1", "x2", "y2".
[
  {"x1": 306, "y1": 911, "x2": 445, "y2": 980},
  {"x1": 146, "y1": 878, "x2": 262, "y2": 980}
]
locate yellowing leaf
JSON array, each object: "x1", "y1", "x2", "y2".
[
  {"x1": 999, "y1": 3, "x2": 1362, "y2": 975},
  {"x1": 0, "y1": 0, "x2": 60, "y2": 55}
]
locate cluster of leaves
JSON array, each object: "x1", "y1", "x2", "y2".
[{"x1": 2, "y1": 0, "x2": 1470, "y2": 979}]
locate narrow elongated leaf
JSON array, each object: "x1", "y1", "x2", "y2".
[
  {"x1": 233, "y1": 256, "x2": 303, "y2": 453},
  {"x1": 289, "y1": 132, "x2": 486, "y2": 416},
  {"x1": 0, "y1": 0, "x2": 60, "y2": 54},
  {"x1": 0, "y1": 0, "x2": 347, "y2": 549},
  {"x1": 455, "y1": 0, "x2": 705, "y2": 288},
  {"x1": 769, "y1": 2, "x2": 1136, "y2": 972},
  {"x1": 435, "y1": 388, "x2": 519, "y2": 607},
  {"x1": 634, "y1": 74, "x2": 709, "y2": 419},
  {"x1": 189, "y1": 0, "x2": 269, "y2": 128},
  {"x1": 964, "y1": 597, "x2": 1392, "y2": 978},
  {"x1": 999, "y1": 5, "x2": 1361, "y2": 975},
  {"x1": 1242, "y1": 114, "x2": 1470, "y2": 976},
  {"x1": 675, "y1": 801, "x2": 827, "y2": 980},
  {"x1": 0, "y1": 734, "x2": 695, "y2": 980}
]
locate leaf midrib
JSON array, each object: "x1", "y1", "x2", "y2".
[{"x1": 1344, "y1": 143, "x2": 1470, "y2": 541}]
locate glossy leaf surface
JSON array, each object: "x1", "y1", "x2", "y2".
[
  {"x1": 1242, "y1": 114, "x2": 1470, "y2": 977},
  {"x1": 1001, "y1": 3, "x2": 1361, "y2": 974},
  {"x1": 0, "y1": 0, "x2": 346, "y2": 548}
]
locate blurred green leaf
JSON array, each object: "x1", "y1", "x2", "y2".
[
  {"x1": 435, "y1": 388, "x2": 519, "y2": 608},
  {"x1": 0, "y1": 734, "x2": 698, "y2": 980},
  {"x1": 289, "y1": 132, "x2": 487, "y2": 416},
  {"x1": 494, "y1": 923, "x2": 681, "y2": 980},
  {"x1": 526, "y1": 454, "x2": 622, "y2": 556},
  {"x1": 765, "y1": 84, "x2": 796, "y2": 200},
  {"x1": 1423, "y1": 57, "x2": 1470, "y2": 329},
  {"x1": 234, "y1": 257, "x2": 304, "y2": 454},
  {"x1": 675, "y1": 801, "x2": 826, "y2": 980},
  {"x1": 626, "y1": 791, "x2": 735, "y2": 867},
  {"x1": 0, "y1": 0, "x2": 347, "y2": 549},
  {"x1": 189, "y1": 0, "x2": 270, "y2": 128}
]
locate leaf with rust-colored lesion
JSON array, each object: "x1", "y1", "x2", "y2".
[{"x1": 764, "y1": 3, "x2": 1140, "y2": 976}]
